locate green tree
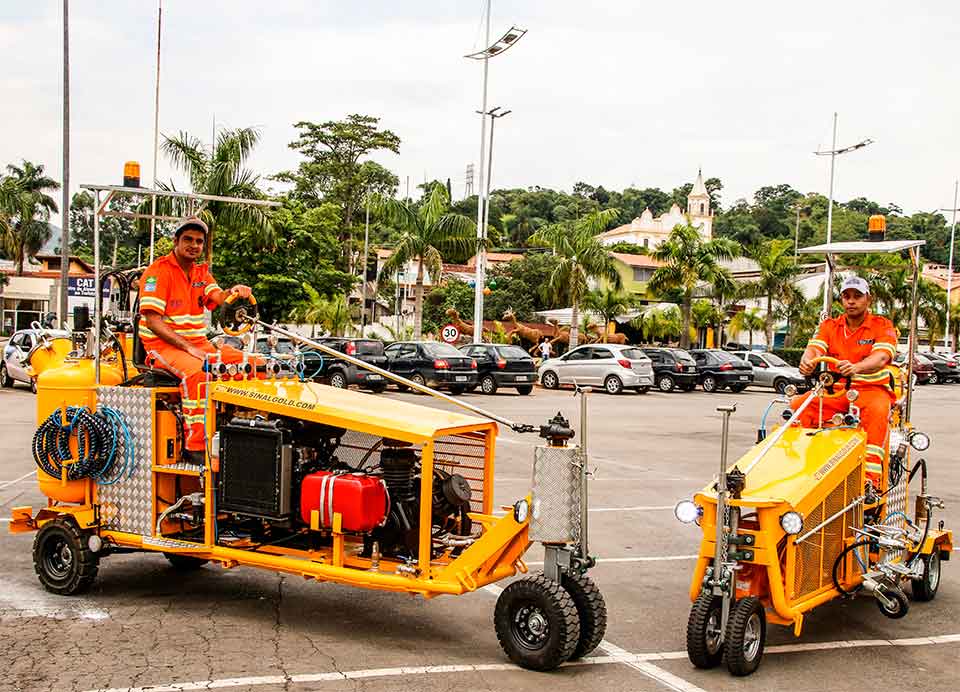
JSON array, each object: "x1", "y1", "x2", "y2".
[
  {"x1": 530, "y1": 209, "x2": 623, "y2": 348},
  {"x1": 156, "y1": 127, "x2": 273, "y2": 265},
  {"x1": 0, "y1": 161, "x2": 60, "y2": 275},
  {"x1": 741, "y1": 238, "x2": 801, "y2": 347},
  {"x1": 633, "y1": 305, "x2": 681, "y2": 345},
  {"x1": 691, "y1": 299, "x2": 721, "y2": 348},
  {"x1": 917, "y1": 280, "x2": 947, "y2": 351},
  {"x1": 648, "y1": 223, "x2": 739, "y2": 348},
  {"x1": 69, "y1": 190, "x2": 147, "y2": 267},
  {"x1": 584, "y1": 288, "x2": 634, "y2": 341},
  {"x1": 376, "y1": 184, "x2": 474, "y2": 339},
  {"x1": 729, "y1": 307, "x2": 765, "y2": 349}
]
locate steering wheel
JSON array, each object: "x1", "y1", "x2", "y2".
[
  {"x1": 221, "y1": 293, "x2": 258, "y2": 336},
  {"x1": 805, "y1": 355, "x2": 852, "y2": 394}
]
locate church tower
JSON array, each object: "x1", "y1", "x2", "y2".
[{"x1": 687, "y1": 169, "x2": 713, "y2": 238}]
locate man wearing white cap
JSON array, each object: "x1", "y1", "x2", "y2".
[{"x1": 793, "y1": 275, "x2": 898, "y2": 486}]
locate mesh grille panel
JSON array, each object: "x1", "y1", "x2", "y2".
[
  {"x1": 796, "y1": 503, "x2": 824, "y2": 597},
  {"x1": 530, "y1": 445, "x2": 582, "y2": 543}
]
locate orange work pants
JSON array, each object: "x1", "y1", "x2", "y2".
[
  {"x1": 145, "y1": 340, "x2": 246, "y2": 452},
  {"x1": 790, "y1": 387, "x2": 892, "y2": 485}
]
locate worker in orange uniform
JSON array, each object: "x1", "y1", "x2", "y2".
[
  {"x1": 793, "y1": 276, "x2": 898, "y2": 487},
  {"x1": 139, "y1": 217, "x2": 253, "y2": 464}
]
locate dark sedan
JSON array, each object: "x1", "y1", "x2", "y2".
[
  {"x1": 920, "y1": 352, "x2": 959, "y2": 384},
  {"x1": 688, "y1": 349, "x2": 754, "y2": 393},
  {"x1": 384, "y1": 341, "x2": 478, "y2": 394},
  {"x1": 642, "y1": 347, "x2": 699, "y2": 392},
  {"x1": 460, "y1": 343, "x2": 536, "y2": 395}
]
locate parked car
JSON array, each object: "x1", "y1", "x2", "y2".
[
  {"x1": 384, "y1": 341, "x2": 477, "y2": 394},
  {"x1": 641, "y1": 347, "x2": 699, "y2": 392},
  {"x1": 538, "y1": 344, "x2": 654, "y2": 395},
  {"x1": 920, "y1": 351, "x2": 959, "y2": 384},
  {"x1": 688, "y1": 349, "x2": 754, "y2": 393},
  {"x1": 731, "y1": 351, "x2": 805, "y2": 394},
  {"x1": 893, "y1": 352, "x2": 934, "y2": 385},
  {"x1": 255, "y1": 335, "x2": 325, "y2": 381},
  {"x1": 2, "y1": 328, "x2": 70, "y2": 393},
  {"x1": 459, "y1": 343, "x2": 536, "y2": 395},
  {"x1": 312, "y1": 337, "x2": 390, "y2": 392}
]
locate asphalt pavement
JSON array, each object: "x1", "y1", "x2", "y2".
[{"x1": 1, "y1": 379, "x2": 958, "y2": 692}]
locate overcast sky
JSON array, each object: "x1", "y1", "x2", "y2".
[{"x1": 3, "y1": 1, "x2": 959, "y2": 228}]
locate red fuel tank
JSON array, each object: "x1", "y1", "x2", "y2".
[{"x1": 300, "y1": 471, "x2": 388, "y2": 532}]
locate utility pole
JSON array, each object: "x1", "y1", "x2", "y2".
[
  {"x1": 941, "y1": 181, "x2": 959, "y2": 352},
  {"x1": 149, "y1": 0, "x2": 162, "y2": 264},
  {"x1": 480, "y1": 107, "x2": 511, "y2": 264},
  {"x1": 361, "y1": 186, "x2": 371, "y2": 331},
  {"x1": 471, "y1": 0, "x2": 492, "y2": 344},
  {"x1": 59, "y1": 0, "x2": 70, "y2": 325}
]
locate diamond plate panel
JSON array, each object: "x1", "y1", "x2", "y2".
[
  {"x1": 881, "y1": 460, "x2": 909, "y2": 565},
  {"x1": 530, "y1": 445, "x2": 582, "y2": 544},
  {"x1": 97, "y1": 386, "x2": 155, "y2": 536}
]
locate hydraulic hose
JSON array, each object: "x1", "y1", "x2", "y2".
[
  {"x1": 32, "y1": 406, "x2": 135, "y2": 484},
  {"x1": 832, "y1": 539, "x2": 872, "y2": 596}
]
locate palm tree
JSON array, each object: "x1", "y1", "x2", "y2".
[
  {"x1": 583, "y1": 288, "x2": 634, "y2": 342},
  {"x1": 729, "y1": 308, "x2": 765, "y2": 349},
  {"x1": 778, "y1": 284, "x2": 820, "y2": 347},
  {"x1": 741, "y1": 239, "x2": 801, "y2": 348},
  {"x1": 153, "y1": 127, "x2": 273, "y2": 264},
  {"x1": 633, "y1": 305, "x2": 682, "y2": 345},
  {"x1": 917, "y1": 280, "x2": 946, "y2": 351},
  {"x1": 375, "y1": 184, "x2": 475, "y2": 339},
  {"x1": 293, "y1": 283, "x2": 353, "y2": 337},
  {"x1": 648, "y1": 223, "x2": 739, "y2": 348},
  {"x1": 530, "y1": 209, "x2": 622, "y2": 348},
  {"x1": 1, "y1": 161, "x2": 60, "y2": 275},
  {"x1": 690, "y1": 299, "x2": 721, "y2": 348}
]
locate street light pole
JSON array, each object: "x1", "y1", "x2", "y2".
[
  {"x1": 59, "y1": 0, "x2": 70, "y2": 326},
  {"x1": 480, "y1": 107, "x2": 511, "y2": 272},
  {"x1": 361, "y1": 186, "x2": 371, "y2": 332},
  {"x1": 941, "y1": 180, "x2": 958, "y2": 352}
]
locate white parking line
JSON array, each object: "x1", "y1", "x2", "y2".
[
  {"x1": 0, "y1": 470, "x2": 35, "y2": 489},
  {"x1": 598, "y1": 640, "x2": 706, "y2": 692},
  {"x1": 524, "y1": 555, "x2": 698, "y2": 566}
]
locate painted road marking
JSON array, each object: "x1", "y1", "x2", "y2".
[
  {"x1": 524, "y1": 555, "x2": 698, "y2": 566},
  {"x1": 0, "y1": 470, "x2": 35, "y2": 489}
]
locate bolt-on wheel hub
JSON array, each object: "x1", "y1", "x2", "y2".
[
  {"x1": 43, "y1": 538, "x2": 74, "y2": 580},
  {"x1": 927, "y1": 553, "x2": 941, "y2": 591},
  {"x1": 705, "y1": 610, "x2": 722, "y2": 655},
  {"x1": 742, "y1": 613, "x2": 762, "y2": 660},
  {"x1": 514, "y1": 603, "x2": 550, "y2": 650}
]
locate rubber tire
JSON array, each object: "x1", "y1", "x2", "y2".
[
  {"x1": 328, "y1": 371, "x2": 348, "y2": 389},
  {"x1": 876, "y1": 586, "x2": 910, "y2": 619},
  {"x1": 773, "y1": 378, "x2": 788, "y2": 394},
  {"x1": 723, "y1": 596, "x2": 766, "y2": 676},
  {"x1": 911, "y1": 552, "x2": 941, "y2": 602},
  {"x1": 516, "y1": 385, "x2": 533, "y2": 395},
  {"x1": 33, "y1": 518, "x2": 99, "y2": 596},
  {"x1": 480, "y1": 375, "x2": 498, "y2": 394},
  {"x1": 657, "y1": 374, "x2": 675, "y2": 392},
  {"x1": 702, "y1": 375, "x2": 719, "y2": 393},
  {"x1": 0, "y1": 363, "x2": 13, "y2": 388},
  {"x1": 686, "y1": 592, "x2": 724, "y2": 669},
  {"x1": 541, "y1": 371, "x2": 559, "y2": 389},
  {"x1": 561, "y1": 572, "x2": 607, "y2": 660},
  {"x1": 30, "y1": 378, "x2": 38, "y2": 394},
  {"x1": 637, "y1": 386, "x2": 650, "y2": 394},
  {"x1": 604, "y1": 375, "x2": 624, "y2": 395},
  {"x1": 164, "y1": 553, "x2": 209, "y2": 571},
  {"x1": 411, "y1": 373, "x2": 427, "y2": 393},
  {"x1": 729, "y1": 384, "x2": 747, "y2": 393},
  {"x1": 494, "y1": 574, "x2": 581, "y2": 671},
  {"x1": 928, "y1": 372, "x2": 939, "y2": 385}
]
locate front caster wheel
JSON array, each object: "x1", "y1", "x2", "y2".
[
  {"x1": 686, "y1": 592, "x2": 724, "y2": 669},
  {"x1": 494, "y1": 574, "x2": 581, "y2": 671},
  {"x1": 33, "y1": 518, "x2": 99, "y2": 595},
  {"x1": 876, "y1": 585, "x2": 910, "y2": 618},
  {"x1": 561, "y1": 572, "x2": 607, "y2": 660},
  {"x1": 723, "y1": 596, "x2": 765, "y2": 676},
  {"x1": 911, "y1": 552, "x2": 941, "y2": 601}
]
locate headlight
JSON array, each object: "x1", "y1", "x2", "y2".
[
  {"x1": 909, "y1": 431, "x2": 930, "y2": 451},
  {"x1": 513, "y1": 499, "x2": 529, "y2": 523},
  {"x1": 779, "y1": 511, "x2": 804, "y2": 535},
  {"x1": 674, "y1": 500, "x2": 701, "y2": 524}
]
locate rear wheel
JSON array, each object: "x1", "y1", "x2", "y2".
[
  {"x1": 773, "y1": 378, "x2": 788, "y2": 394},
  {"x1": 328, "y1": 371, "x2": 348, "y2": 389},
  {"x1": 604, "y1": 375, "x2": 624, "y2": 395},
  {"x1": 0, "y1": 363, "x2": 13, "y2": 388},
  {"x1": 723, "y1": 596, "x2": 765, "y2": 676},
  {"x1": 541, "y1": 371, "x2": 559, "y2": 390},
  {"x1": 494, "y1": 575, "x2": 581, "y2": 671},
  {"x1": 686, "y1": 592, "x2": 724, "y2": 669},
  {"x1": 480, "y1": 375, "x2": 498, "y2": 394},
  {"x1": 164, "y1": 553, "x2": 209, "y2": 571},
  {"x1": 411, "y1": 373, "x2": 427, "y2": 392},
  {"x1": 33, "y1": 518, "x2": 98, "y2": 595},
  {"x1": 657, "y1": 374, "x2": 675, "y2": 392},
  {"x1": 516, "y1": 385, "x2": 533, "y2": 395},
  {"x1": 560, "y1": 573, "x2": 607, "y2": 660},
  {"x1": 911, "y1": 552, "x2": 941, "y2": 601},
  {"x1": 702, "y1": 375, "x2": 719, "y2": 393},
  {"x1": 928, "y1": 372, "x2": 940, "y2": 385}
]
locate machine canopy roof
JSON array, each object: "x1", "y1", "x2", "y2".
[
  {"x1": 210, "y1": 379, "x2": 496, "y2": 443},
  {"x1": 798, "y1": 240, "x2": 925, "y2": 255}
]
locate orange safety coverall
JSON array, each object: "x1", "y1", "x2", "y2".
[
  {"x1": 138, "y1": 252, "x2": 243, "y2": 452},
  {"x1": 790, "y1": 313, "x2": 898, "y2": 485}
]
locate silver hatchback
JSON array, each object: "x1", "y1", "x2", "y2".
[
  {"x1": 731, "y1": 351, "x2": 805, "y2": 394},
  {"x1": 538, "y1": 344, "x2": 655, "y2": 394}
]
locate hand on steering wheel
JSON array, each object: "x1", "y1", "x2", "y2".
[
  {"x1": 805, "y1": 355, "x2": 853, "y2": 393},
  {"x1": 222, "y1": 292, "x2": 258, "y2": 336}
]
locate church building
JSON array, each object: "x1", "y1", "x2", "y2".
[{"x1": 597, "y1": 170, "x2": 713, "y2": 250}]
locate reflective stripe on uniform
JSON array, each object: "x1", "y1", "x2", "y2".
[
  {"x1": 809, "y1": 339, "x2": 828, "y2": 353},
  {"x1": 204, "y1": 283, "x2": 221, "y2": 296},
  {"x1": 871, "y1": 342, "x2": 896, "y2": 357},
  {"x1": 140, "y1": 296, "x2": 166, "y2": 311},
  {"x1": 184, "y1": 414, "x2": 206, "y2": 425}
]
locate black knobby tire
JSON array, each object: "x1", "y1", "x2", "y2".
[
  {"x1": 516, "y1": 385, "x2": 533, "y2": 395},
  {"x1": 657, "y1": 374, "x2": 675, "y2": 392},
  {"x1": 481, "y1": 375, "x2": 498, "y2": 395},
  {"x1": 0, "y1": 363, "x2": 13, "y2": 388},
  {"x1": 541, "y1": 371, "x2": 559, "y2": 389},
  {"x1": 723, "y1": 596, "x2": 766, "y2": 676},
  {"x1": 702, "y1": 376, "x2": 719, "y2": 393},
  {"x1": 911, "y1": 552, "x2": 941, "y2": 602},
  {"x1": 773, "y1": 378, "x2": 788, "y2": 395},
  {"x1": 33, "y1": 518, "x2": 99, "y2": 595},
  {"x1": 561, "y1": 572, "x2": 607, "y2": 660},
  {"x1": 328, "y1": 371, "x2": 348, "y2": 389},
  {"x1": 604, "y1": 375, "x2": 624, "y2": 395},
  {"x1": 494, "y1": 574, "x2": 581, "y2": 671},
  {"x1": 164, "y1": 553, "x2": 209, "y2": 571},
  {"x1": 876, "y1": 585, "x2": 910, "y2": 618},
  {"x1": 686, "y1": 592, "x2": 725, "y2": 669}
]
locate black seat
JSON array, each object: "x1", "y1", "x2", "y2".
[{"x1": 123, "y1": 298, "x2": 181, "y2": 388}]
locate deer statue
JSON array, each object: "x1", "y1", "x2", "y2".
[
  {"x1": 445, "y1": 308, "x2": 474, "y2": 338},
  {"x1": 502, "y1": 309, "x2": 542, "y2": 347},
  {"x1": 586, "y1": 321, "x2": 628, "y2": 345}
]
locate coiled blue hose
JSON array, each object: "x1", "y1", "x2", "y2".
[{"x1": 32, "y1": 405, "x2": 135, "y2": 484}]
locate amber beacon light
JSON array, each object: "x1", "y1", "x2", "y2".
[
  {"x1": 868, "y1": 214, "x2": 886, "y2": 242},
  {"x1": 123, "y1": 161, "x2": 141, "y2": 187}
]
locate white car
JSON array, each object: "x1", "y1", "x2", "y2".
[
  {"x1": 538, "y1": 344, "x2": 655, "y2": 394},
  {"x1": 2, "y1": 328, "x2": 70, "y2": 392}
]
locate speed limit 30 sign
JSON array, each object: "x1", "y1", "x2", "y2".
[{"x1": 441, "y1": 324, "x2": 460, "y2": 343}]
